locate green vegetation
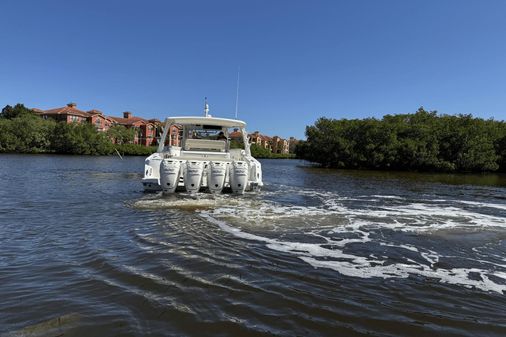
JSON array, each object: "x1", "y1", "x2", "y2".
[
  {"x1": 0, "y1": 104, "x2": 155, "y2": 156},
  {"x1": 106, "y1": 125, "x2": 136, "y2": 145},
  {"x1": 229, "y1": 139, "x2": 244, "y2": 150},
  {"x1": 250, "y1": 144, "x2": 295, "y2": 159},
  {"x1": 296, "y1": 108, "x2": 506, "y2": 172},
  {"x1": 0, "y1": 105, "x2": 55, "y2": 153},
  {"x1": 50, "y1": 122, "x2": 114, "y2": 155},
  {"x1": 231, "y1": 139, "x2": 295, "y2": 159},
  {"x1": 250, "y1": 143, "x2": 271, "y2": 157},
  {"x1": 6, "y1": 103, "x2": 502, "y2": 170}
]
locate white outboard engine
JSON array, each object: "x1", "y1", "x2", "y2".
[
  {"x1": 184, "y1": 161, "x2": 204, "y2": 193},
  {"x1": 208, "y1": 161, "x2": 227, "y2": 194},
  {"x1": 229, "y1": 161, "x2": 248, "y2": 194},
  {"x1": 159, "y1": 159, "x2": 181, "y2": 194}
]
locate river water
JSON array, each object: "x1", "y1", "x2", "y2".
[{"x1": 1, "y1": 154, "x2": 505, "y2": 336}]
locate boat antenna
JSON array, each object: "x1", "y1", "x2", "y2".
[
  {"x1": 204, "y1": 97, "x2": 209, "y2": 117},
  {"x1": 235, "y1": 66, "x2": 240, "y2": 119}
]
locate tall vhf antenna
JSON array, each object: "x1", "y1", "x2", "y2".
[
  {"x1": 204, "y1": 97, "x2": 209, "y2": 117},
  {"x1": 235, "y1": 66, "x2": 240, "y2": 119}
]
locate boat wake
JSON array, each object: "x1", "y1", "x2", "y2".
[
  {"x1": 131, "y1": 193, "x2": 253, "y2": 211},
  {"x1": 132, "y1": 186, "x2": 506, "y2": 294},
  {"x1": 196, "y1": 186, "x2": 506, "y2": 294}
]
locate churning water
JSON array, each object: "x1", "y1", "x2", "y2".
[{"x1": 1, "y1": 155, "x2": 505, "y2": 336}]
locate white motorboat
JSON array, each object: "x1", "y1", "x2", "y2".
[{"x1": 142, "y1": 105, "x2": 263, "y2": 194}]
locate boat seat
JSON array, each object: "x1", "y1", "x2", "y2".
[{"x1": 184, "y1": 139, "x2": 226, "y2": 152}]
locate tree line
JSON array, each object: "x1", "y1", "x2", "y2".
[
  {"x1": 0, "y1": 103, "x2": 295, "y2": 158},
  {"x1": 229, "y1": 139, "x2": 294, "y2": 159},
  {"x1": 0, "y1": 104, "x2": 155, "y2": 155},
  {"x1": 250, "y1": 144, "x2": 295, "y2": 159},
  {"x1": 295, "y1": 108, "x2": 506, "y2": 173}
]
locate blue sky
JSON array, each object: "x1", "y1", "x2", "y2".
[{"x1": 1, "y1": 0, "x2": 505, "y2": 138}]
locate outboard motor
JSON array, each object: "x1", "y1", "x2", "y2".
[
  {"x1": 184, "y1": 161, "x2": 204, "y2": 193},
  {"x1": 208, "y1": 161, "x2": 227, "y2": 194},
  {"x1": 229, "y1": 161, "x2": 248, "y2": 194},
  {"x1": 159, "y1": 159, "x2": 181, "y2": 194}
]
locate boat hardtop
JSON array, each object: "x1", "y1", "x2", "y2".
[{"x1": 164, "y1": 116, "x2": 246, "y2": 128}]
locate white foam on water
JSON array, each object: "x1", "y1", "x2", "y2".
[
  {"x1": 369, "y1": 195, "x2": 406, "y2": 199},
  {"x1": 201, "y1": 213, "x2": 506, "y2": 294},
  {"x1": 199, "y1": 191, "x2": 506, "y2": 294},
  {"x1": 456, "y1": 200, "x2": 506, "y2": 211},
  {"x1": 132, "y1": 195, "x2": 247, "y2": 210},
  {"x1": 204, "y1": 186, "x2": 506, "y2": 232},
  {"x1": 322, "y1": 198, "x2": 506, "y2": 232}
]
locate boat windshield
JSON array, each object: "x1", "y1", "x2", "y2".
[
  {"x1": 186, "y1": 124, "x2": 225, "y2": 140},
  {"x1": 181, "y1": 124, "x2": 231, "y2": 152}
]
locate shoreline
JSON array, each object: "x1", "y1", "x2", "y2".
[{"x1": 2, "y1": 152, "x2": 504, "y2": 174}]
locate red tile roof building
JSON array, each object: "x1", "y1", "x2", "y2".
[
  {"x1": 229, "y1": 130, "x2": 243, "y2": 141},
  {"x1": 270, "y1": 136, "x2": 289, "y2": 154},
  {"x1": 249, "y1": 131, "x2": 272, "y2": 151},
  {"x1": 35, "y1": 103, "x2": 115, "y2": 132},
  {"x1": 289, "y1": 137, "x2": 300, "y2": 153},
  {"x1": 109, "y1": 112, "x2": 159, "y2": 146},
  {"x1": 33, "y1": 103, "x2": 161, "y2": 146},
  {"x1": 33, "y1": 103, "x2": 298, "y2": 150}
]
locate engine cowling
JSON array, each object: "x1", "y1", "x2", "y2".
[
  {"x1": 229, "y1": 161, "x2": 248, "y2": 194},
  {"x1": 184, "y1": 161, "x2": 204, "y2": 193},
  {"x1": 208, "y1": 161, "x2": 227, "y2": 194},
  {"x1": 159, "y1": 159, "x2": 181, "y2": 194}
]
